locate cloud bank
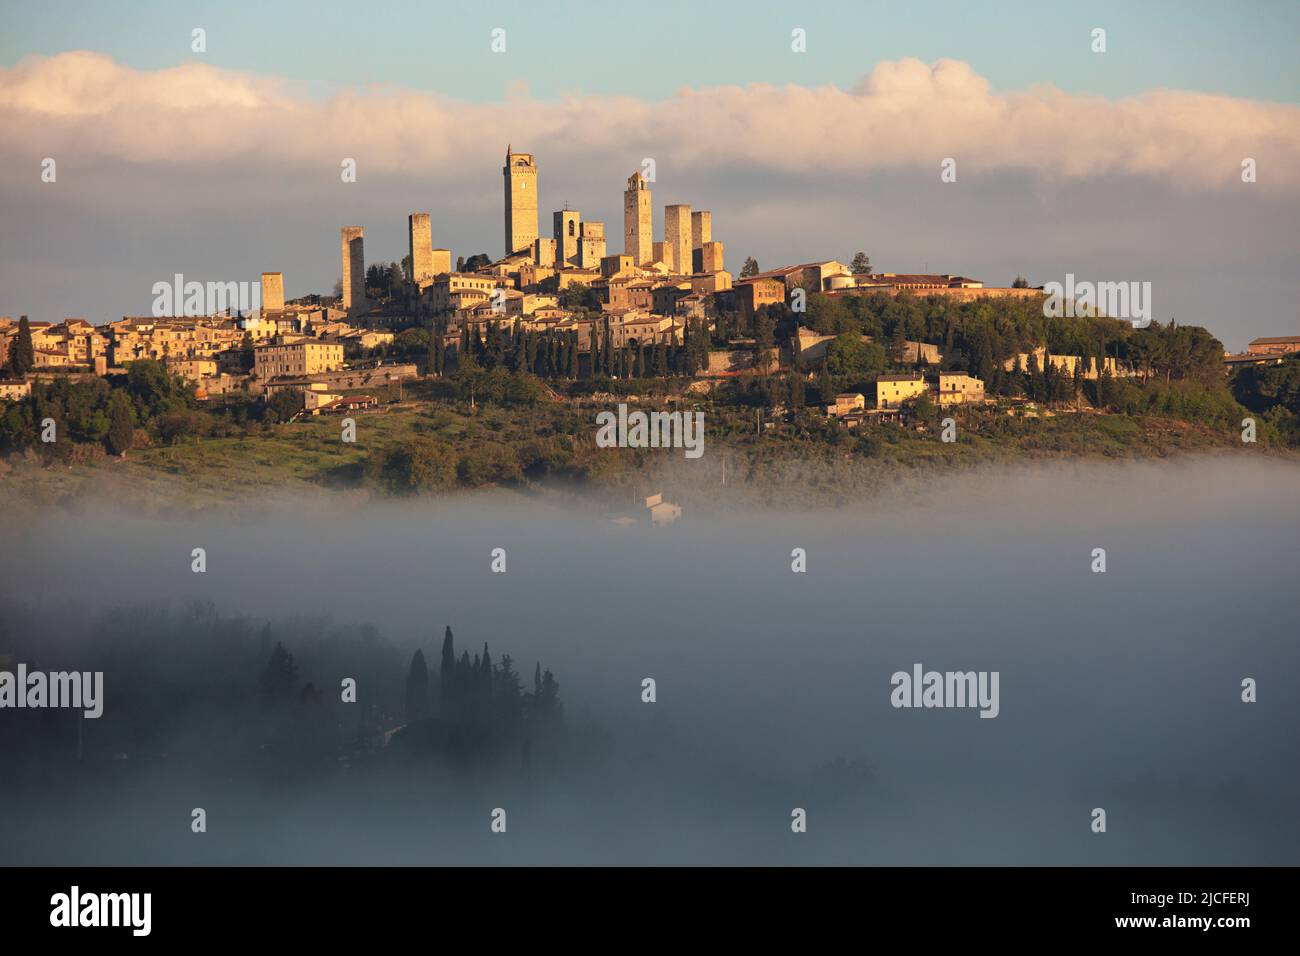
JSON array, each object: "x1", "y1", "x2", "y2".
[{"x1": 3, "y1": 51, "x2": 1298, "y2": 188}]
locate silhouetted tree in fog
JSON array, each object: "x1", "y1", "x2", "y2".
[{"x1": 259, "y1": 640, "x2": 299, "y2": 702}]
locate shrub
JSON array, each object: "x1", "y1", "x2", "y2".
[
  {"x1": 457, "y1": 442, "x2": 522, "y2": 486},
  {"x1": 366, "y1": 437, "x2": 457, "y2": 494}
]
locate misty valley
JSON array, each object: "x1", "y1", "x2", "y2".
[{"x1": 1, "y1": 456, "x2": 1297, "y2": 865}]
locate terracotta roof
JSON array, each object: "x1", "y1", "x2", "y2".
[{"x1": 317, "y1": 395, "x2": 377, "y2": 411}]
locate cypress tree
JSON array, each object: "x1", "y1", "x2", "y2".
[
  {"x1": 440, "y1": 626, "x2": 456, "y2": 717},
  {"x1": 10, "y1": 315, "x2": 34, "y2": 376},
  {"x1": 106, "y1": 389, "x2": 134, "y2": 457},
  {"x1": 789, "y1": 371, "x2": 805, "y2": 409}
]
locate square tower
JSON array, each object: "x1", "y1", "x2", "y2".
[
  {"x1": 691, "y1": 211, "x2": 712, "y2": 272},
  {"x1": 579, "y1": 221, "x2": 606, "y2": 270},
  {"x1": 554, "y1": 209, "x2": 581, "y2": 267},
  {"x1": 260, "y1": 272, "x2": 284, "y2": 312},
  {"x1": 534, "y1": 237, "x2": 557, "y2": 269},
  {"x1": 503, "y1": 146, "x2": 539, "y2": 257},
  {"x1": 408, "y1": 213, "x2": 434, "y2": 288},
  {"x1": 431, "y1": 248, "x2": 452, "y2": 276},
  {"x1": 340, "y1": 227, "x2": 365, "y2": 312},
  {"x1": 664, "y1": 204, "x2": 691, "y2": 274},
  {"x1": 623, "y1": 171, "x2": 652, "y2": 265},
  {"x1": 701, "y1": 241, "x2": 725, "y2": 274}
]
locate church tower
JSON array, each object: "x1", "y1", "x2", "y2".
[{"x1": 503, "y1": 145, "x2": 539, "y2": 258}]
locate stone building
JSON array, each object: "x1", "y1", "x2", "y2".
[
  {"x1": 0, "y1": 379, "x2": 32, "y2": 401},
  {"x1": 534, "y1": 237, "x2": 558, "y2": 269},
  {"x1": 554, "y1": 209, "x2": 581, "y2": 267},
  {"x1": 601, "y1": 254, "x2": 634, "y2": 278},
  {"x1": 340, "y1": 227, "x2": 366, "y2": 313},
  {"x1": 747, "y1": 260, "x2": 851, "y2": 293},
  {"x1": 431, "y1": 248, "x2": 451, "y2": 277},
  {"x1": 828, "y1": 392, "x2": 866, "y2": 416},
  {"x1": 690, "y1": 271, "x2": 731, "y2": 295},
  {"x1": 700, "y1": 241, "x2": 725, "y2": 274},
  {"x1": 261, "y1": 272, "x2": 285, "y2": 312},
  {"x1": 691, "y1": 211, "x2": 712, "y2": 271},
  {"x1": 664, "y1": 204, "x2": 691, "y2": 274},
  {"x1": 503, "y1": 146, "x2": 539, "y2": 257},
  {"x1": 735, "y1": 276, "x2": 786, "y2": 320},
  {"x1": 408, "y1": 214, "x2": 435, "y2": 289},
  {"x1": 937, "y1": 372, "x2": 985, "y2": 405},
  {"x1": 428, "y1": 273, "x2": 497, "y2": 314},
  {"x1": 1247, "y1": 335, "x2": 1300, "y2": 356},
  {"x1": 254, "y1": 340, "x2": 344, "y2": 380},
  {"x1": 548, "y1": 208, "x2": 605, "y2": 270},
  {"x1": 579, "y1": 221, "x2": 606, "y2": 270},
  {"x1": 875, "y1": 374, "x2": 927, "y2": 409},
  {"x1": 623, "y1": 170, "x2": 652, "y2": 265}
]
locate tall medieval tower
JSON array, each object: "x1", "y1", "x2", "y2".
[
  {"x1": 340, "y1": 226, "x2": 365, "y2": 312},
  {"x1": 664, "y1": 204, "x2": 691, "y2": 274},
  {"x1": 623, "y1": 170, "x2": 652, "y2": 265},
  {"x1": 408, "y1": 213, "x2": 434, "y2": 288},
  {"x1": 503, "y1": 145, "x2": 538, "y2": 258}
]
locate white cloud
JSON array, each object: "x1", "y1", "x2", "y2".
[{"x1": 3, "y1": 51, "x2": 1297, "y2": 189}]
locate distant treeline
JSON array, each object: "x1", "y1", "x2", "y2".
[
  {"x1": 0, "y1": 359, "x2": 304, "y2": 458},
  {"x1": 0, "y1": 601, "x2": 572, "y2": 784}
]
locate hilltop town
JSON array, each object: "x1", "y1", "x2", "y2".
[{"x1": 2, "y1": 145, "x2": 1299, "y2": 506}]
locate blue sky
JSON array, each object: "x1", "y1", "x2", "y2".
[{"x1": 3, "y1": 0, "x2": 1298, "y2": 105}]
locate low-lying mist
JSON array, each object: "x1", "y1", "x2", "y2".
[{"x1": 2, "y1": 454, "x2": 1297, "y2": 865}]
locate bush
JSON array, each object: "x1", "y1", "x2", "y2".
[
  {"x1": 265, "y1": 389, "x2": 305, "y2": 424},
  {"x1": 156, "y1": 408, "x2": 215, "y2": 445},
  {"x1": 457, "y1": 442, "x2": 522, "y2": 486},
  {"x1": 516, "y1": 438, "x2": 573, "y2": 479},
  {"x1": 366, "y1": 437, "x2": 458, "y2": 494}
]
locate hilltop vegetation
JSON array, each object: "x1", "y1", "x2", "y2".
[{"x1": 3, "y1": 295, "x2": 1296, "y2": 511}]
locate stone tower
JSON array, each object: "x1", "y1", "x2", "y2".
[
  {"x1": 554, "y1": 209, "x2": 581, "y2": 267},
  {"x1": 260, "y1": 272, "x2": 285, "y2": 312},
  {"x1": 664, "y1": 204, "x2": 691, "y2": 274},
  {"x1": 623, "y1": 170, "x2": 652, "y2": 265},
  {"x1": 340, "y1": 227, "x2": 365, "y2": 312},
  {"x1": 408, "y1": 213, "x2": 434, "y2": 288},
  {"x1": 700, "y1": 241, "x2": 725, "y2": 274},
  {"x1": 579, "y1": 221, "x2": 606, "y2": 270},
  {"x1": 691, "y1": 211, "x2": 712, "y2": 272},
  {"x1": 503, "y1": 145, "x2": 539, "y2": 257}
]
